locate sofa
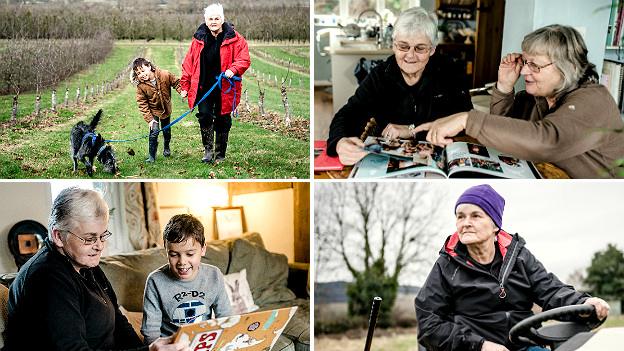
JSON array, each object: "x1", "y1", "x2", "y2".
[{"x1": 99, "y1": 232, "x2": 309, "y2": 351}]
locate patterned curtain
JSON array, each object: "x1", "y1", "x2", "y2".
[{"x1": 124, "y1": 182, "x2": 162, "y2": 250}]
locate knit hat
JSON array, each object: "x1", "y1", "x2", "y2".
[{"x1": 455, "y1": 184, "x2": 505, "y2": 229}]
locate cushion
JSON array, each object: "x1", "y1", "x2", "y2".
[
  {"x1": 259, "y1": 299, "x2": 309, "y2": 351},
  {"x1": 99, "y1": 247, "x2": 167, "y2": 312},
  {"x1": 203, "y1": 232, "x2": 265, "y2": 274},
  {"x1": 223, "y1": 269, "x2": 259, "y2": 314},
  {"x1": 201, "y1": 239, "x2": 230, "y2": 273},
  {"x1": 273, "y1": 335, "x2": 295, "y2": 351},
  {"x1": 228, "y1": 238, "x2": 296, "y2": 306}
]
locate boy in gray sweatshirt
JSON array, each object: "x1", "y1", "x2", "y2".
[{"x1": 141, "y1": 214, "x2": 232, "y2": 344}]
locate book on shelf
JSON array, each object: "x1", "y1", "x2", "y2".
[
  {"x1": 314, "y1": 140, "x2": 344, "y2": 171},
  {"x1": 349, "y1": 137, "x2": 541, "y2": 179}
]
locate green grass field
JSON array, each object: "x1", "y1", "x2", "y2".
[
  {"x1": 0, "y1": 41, "x2": 309, "y2": 179},
  {"x1": 316, "y1": 328, "x2": 418, "y2": 351},
  {"x1": 253, "y1": 46, "x2": 310, "y2": 68}
]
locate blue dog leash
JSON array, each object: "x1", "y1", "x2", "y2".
[{"x1": 104, "y1": 72, "x2": 241, "y2": 143}]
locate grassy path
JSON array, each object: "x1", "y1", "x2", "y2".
[{"x1": 0, "y1": 42, "x2": 309, "y2": 179}]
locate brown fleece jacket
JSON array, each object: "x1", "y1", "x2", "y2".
[
  {"x1": 135, "y1": 68, "x2": 182, "y2": 123},
  {"x1": 466, "y1": 83, "x2": 624, "y2": 178}
]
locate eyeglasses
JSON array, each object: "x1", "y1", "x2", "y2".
[
  {"x1": 63, "y1": 230, "x2": 113, "y2": 245},
  {"x1": 521, "y1": 58, "x2": 555, "y2": 73},
  {"x1": 393, "y1": 42, "x2": 432, "y2": 54}
]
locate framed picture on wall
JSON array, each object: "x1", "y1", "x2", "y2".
[{"x1": 213, "y1": 206, "x2": 246, "y2": 239}]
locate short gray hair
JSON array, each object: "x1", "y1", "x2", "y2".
[
  {"x1": 48, "y1": 187, "x2": 109, "y2": 238},
  {"x1": 522, "y1": 24, "x2": 598, "y2": 99},
  {"x1": 204, "y1": 3, "x2": 224, "y2": 20},
  {"x1": 392, "y1": 7, "x2": 439, "y2": 46}
]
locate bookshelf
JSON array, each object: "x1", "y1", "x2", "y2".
[{"x1": 603, "y1": 0, "x2": 624, "y2": 116}]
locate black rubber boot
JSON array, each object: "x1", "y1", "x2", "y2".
[
  {"x1": 200, "y1": 126, "x2": 214, "y2": 163},
  {"x1": 162, "y1": 127, "x2": 171, "y2": 157},
  {"x1": 146, "y1": 131, "x2": 158, "y2": 163},
  {"x1": 215, "y1": 131, "x2": 229, "y2": 163}
]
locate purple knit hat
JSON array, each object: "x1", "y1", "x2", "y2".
[{"x1": 455, "y1": 184, "x2": 505, "y2": 229}]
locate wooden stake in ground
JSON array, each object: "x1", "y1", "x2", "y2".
[
  {"x1": 11, "y1": 94, "x2": 18, "y2": 123},
  {"x1": 75, "y1": 87, "x2": 80, "y2": 105},
  {"x1": 64, "y1": 87, "x2": 69, "y2": 107},
  {"x1": 243, "y1": 88, "x2": 251, "y2": 114},
  {"x1": 51, "y1": 89, "x2": 57, "y2": 112},
  {"x1": 257, "y1": 80, "x2": 266, "y2": 118},
  {"x1": 280, "y1": 60, "x2": 292, "y2": 126},
  {"x1": 35, "y1": 87, "x2": 41, "y2": 117}
]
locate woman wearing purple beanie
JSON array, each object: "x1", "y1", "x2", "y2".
[{"x1": 415, "y1": 184, "x2": 610, "y2": 351}]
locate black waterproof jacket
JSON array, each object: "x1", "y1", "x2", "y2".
[
  {"x1": 415, "y1": 231, "x2": 590, "y2": 351},
  {"x1": 3, "y1": 238, "x2": 145, "y2": 351},
  {"x1": 327, "y1": 53, "x2": 473, "y2": 155}
]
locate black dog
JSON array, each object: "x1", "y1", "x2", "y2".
[{"x1": 70, "y1": 109, "x2": 118, "y2": 177}]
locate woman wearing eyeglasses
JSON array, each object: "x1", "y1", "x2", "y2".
[
  {"x1": 3, "y1": 187, "x2": 189, "y2": 351},
  {"x1": 326, "y1": 7, "x2": 473, "y2": 165},
  {"x1": 414, "y1": 24, "x2": 624, "y2": 178}
]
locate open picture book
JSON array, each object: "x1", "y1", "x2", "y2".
[
  {"x1": 173, "y1": 306, "x2": 298, "y2": 351},
  {"x1": 350, "y1": 137, "x2": 541, "y2": 179}
]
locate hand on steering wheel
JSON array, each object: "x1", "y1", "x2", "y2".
[{"x1": 509, "y1": 304, "x2": 605, "y2": 348}]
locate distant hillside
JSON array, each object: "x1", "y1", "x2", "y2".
[{"x1": 315, "y1": 281, "x2": 420, "y2": 304}]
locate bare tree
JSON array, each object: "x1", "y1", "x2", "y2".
[{"x1": 315, "y1": 182, "x2": 446, "y2": 324}]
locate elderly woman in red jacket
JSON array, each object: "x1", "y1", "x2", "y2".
[{"x1": 180, "y1": 3, "x2": 250, "y2": 163}]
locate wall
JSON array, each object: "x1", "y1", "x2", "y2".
[
  {"x1": 0, "y1": 183, "x2": 52, "y2": 273},
  {"x1": 156, "y1": 182, "x2": 229, "y2": 240},
  {"x1": 156, "y1": 183, "x2": 296, "y2": 262},
  {"x1": 502, "y1": 0, "x2": 611, "y2": 91},
  {"x1": 232, "y1": 189, "x2": 295, "y2": 263}
]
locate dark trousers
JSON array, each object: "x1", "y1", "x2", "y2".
[
  {"x1": 149, "y1": 116, "x2": 171, "y2": 142},
  {"x1": 196, "y1": 95, "x2": 232, "y2": 133}
]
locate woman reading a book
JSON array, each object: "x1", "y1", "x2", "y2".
[
  {"x1": 3, "y1": 187, "x2": 189, "y2": 351},
  {"x1": 414, "y1": 24, "x2": 624, "y2": 178},
  {"x1": 415, "y1": 184, "x2": 610, "y2": 351},
  {"x1": 327, "y1": 6, "x2": 473, "y2": 165}
]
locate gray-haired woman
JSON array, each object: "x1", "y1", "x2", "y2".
[
  {"x1": 327, "y1": 6, "x2": 473, "y2": 165},
  {"x1": 4, "y1": 187, "x2": 189, "y2": 351},
  {"x1": 415, "y1": 24, "x2": 624, "y2": 178}
]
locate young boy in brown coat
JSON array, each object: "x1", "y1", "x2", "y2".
[{"x1": 132, "y1": 58, "x2": 187, "y2": 162}]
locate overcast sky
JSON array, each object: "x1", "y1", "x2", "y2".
[{"x1": 315, "y1": 180, "x2": 624, "y2": 287}]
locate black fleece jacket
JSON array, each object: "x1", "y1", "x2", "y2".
[
  {"x1": 3, "y1": 238, "x2": 145, "y2": 351},
  {"x1": 327, "y1": 53, "x2": 473, "y2": 155},
  {"x1": 415, "y1": 231, "x2": 591, "y2": 351}
]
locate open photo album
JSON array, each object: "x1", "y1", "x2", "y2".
[{"x1": 350, "y1": 137, "x2": 541, "y2": 179}]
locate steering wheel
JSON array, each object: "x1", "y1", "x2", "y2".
[{"x1": 509, "y1": 305, "x2": 605, "y2": 349}]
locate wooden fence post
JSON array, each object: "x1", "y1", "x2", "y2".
[
  {"x1": 64, "y1": 87, "x2": 69, "y2": 107},
  {"x1": 76, "y1": 87, "x2": 80, "y2": 105},
  {"x1": 83, "y1": 85, "x2": 88, "y2": 103}
]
